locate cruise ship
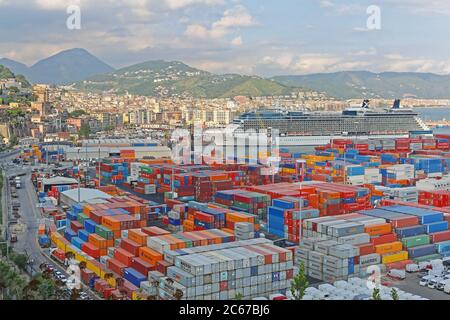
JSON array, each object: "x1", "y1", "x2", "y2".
[{"x1": 212, "y1": 100, "x2": 431, "y2": 147}]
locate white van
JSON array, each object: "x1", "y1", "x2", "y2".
[
  {"x1": 420, "y1": 275, "x2": 433, "y2": 287},
  {"x1": 444, "y1": 283, "x2": 450, "y2": 294},
  {"x1": 406, "y1": 264, "x2": 420, "y2": 273},
  {"x1": 428, "y1": 277, "x2": 442, "y2": 289},
  {"x1": 438, "y1": 279, "x2": 450, "y2": 291}
]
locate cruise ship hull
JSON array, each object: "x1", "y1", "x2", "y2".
[{"x1": 210, "y1": 133, "x2": 410, "y2": 147}]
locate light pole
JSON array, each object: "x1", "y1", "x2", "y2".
[
  {"x1": 77, "y1": 148, "x2": 81, "y2": 204},
  {"x1": 98, "y1": 141, "x2": 101, "y2": 188}
]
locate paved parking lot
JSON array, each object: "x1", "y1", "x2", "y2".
[{"x1": 392, "y1": 272, "x2": 450, "y2": 300}]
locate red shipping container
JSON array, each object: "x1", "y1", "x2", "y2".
[
  {"x1": 131, "y1": 257, "x2": 155, "y2": 276},
  {"x1": 81, "y1": 268, "x2": 96, "y2": 284},
  {"x1": 94, "y1": 279, "x2": 108, "y2": 293},
  {"x1": 114, "y1": 248, "x2": 135, "y2": 266},
  {"x1": 103, "y1": 287, "x2": 115, "y2": 300},
  {"x1": 430, "y1": 230, "x2": 450, "y2": 243},
  {"x1": 389, "y1": 216, "x2": 419, "y2": 228},
  {"x1": 156, "y1": 260, "x2": 172, "y2": 274},
  {"x1": 120, "y1": 238, "x2": 141, "y2": 256},
  {"x1": 70, "y1": 220, "x2": 83, "y2": 233},
  {"x1": 81, "y1": 242, "x2": 100, "y2": 259},
  {"x1": 107, "y1": 258, "x2": 127, "y2": 276},
  {"x1": 119, "y1": 280, "x2": 138, "y2": 299},
  {"x1": 371, "y1": 233, "x2": 398, "y2": 246},
  {"x1": 356, "y1": 243, "x2": 376, "y2": 256}
]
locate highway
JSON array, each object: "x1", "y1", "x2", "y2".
[{"x1": 0, "y1": 155, "x2": 99, "y2": 299}]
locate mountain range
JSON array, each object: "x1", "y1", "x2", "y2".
[
  {"x1": 0, "y1": 48, "x2": 114, "y2": 85},
  {"x1": 76, "y1": 60, "x2": 293, "y2": 98},
  {"x1": 272, "y1": 71, "x2": 450, "y2": 100},
  {"x1": 3, "y1": 48, "x2": 450, "y2": 99},
  {"x1": 0, "y1": 64, "x2": 30, "y2": 88}
]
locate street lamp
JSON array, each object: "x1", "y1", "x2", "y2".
[{"x1": 77, "y1": 148, "x2": 81, "y2": 204}]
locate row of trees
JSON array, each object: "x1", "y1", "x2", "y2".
[
  {"x1": 0, "y1": 247, "x2": 67, "y2": 300},
  {"x1": 288, "y1": 262, "x2": 400, "y2": 300}
]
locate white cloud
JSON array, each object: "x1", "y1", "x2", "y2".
[
  {"x1": 165, "y1": 0, "x2": 224, "y2": 10},
  {"x1": 185, "y1": 4, "x2": 256, "y2": 39},
  {"x1": 385, "y1": 0, "x2": 450, "y2": 16},
  {"x1": 318, "y1": 0, "x2": 363, "y2": 15},
  {"x1": 231, "y1": 36, "x2": 243, "y2": 46}
]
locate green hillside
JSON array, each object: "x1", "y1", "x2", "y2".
[
  {"x1": 0, "y1": 64, "x2": 31, "y2": 88},
  {"x1": 273, "y1": 71, "x2": 450, "y2": 99},
  {"x1": 76, "y1": 60, "x2": 293, "y2": 98}
]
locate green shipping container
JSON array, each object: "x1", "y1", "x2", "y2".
[
  {"x1": 77, "y1": 213, "x2": 89, "y2": 225},
  {"x1": 95, "y1": 225, "x2": 114, "y2": 240},
  {"x1": 233, "y1": 201, "x2": 250, "y2": 209},
  {"x1": 401, "y1": 235, "x2": 430, "y2": 248},
  {"x1": 413, "y1": 254, "x2": 442, "y2": 263}
]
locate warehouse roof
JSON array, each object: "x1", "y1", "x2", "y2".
[
  {"x1": 42, "y1": 177, "x2": 79, "y2": 186},
  {"x1": 60, "y1": 188, "x2": 112, "y2": 203}
]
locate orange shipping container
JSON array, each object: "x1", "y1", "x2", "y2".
[
  {"x1": 365, "y1": 223, "x2": 392, "y2": 236},
  {"x1": 128, "y1": 229, "x2": 148, "y2": 246},
  {"x1": 138, "y1": 247, "x2": 163, "y2": 265},
  {"x1": 88, "y1": 234, "x2": 108, "y2": 249},
  {"x1": 375, "y1": 241, "x2": 403, "y2": 255}
]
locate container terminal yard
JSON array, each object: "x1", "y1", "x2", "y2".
[{"x1": 1, "y1": 133, "x2": 450, "y2": 301}]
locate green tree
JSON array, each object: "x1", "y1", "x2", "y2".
[
  {"x1": 9, "y1": 135, "x2": 19, "y2": 147},
  {"x1": 390, "y1": 288, "x2": 399, "y2": 301},
  {"x1": 69, "y1": 109, "x2": 87, "y2": 118},
  {"x1": 372, "y1": 287, "x2": 382, "y2": 300},
  {"x1": 10, "y1": 252, "x2": 29, "y2": 271},
  {"x1": 78, "y1": 124, "x2": 91, "y2": 139},
  {"x1": 234, "y1": 292, "x2": 243, "y2": 300},
  {"x1": 290, "y1": 262, "x2": 309, "y2": 300}
]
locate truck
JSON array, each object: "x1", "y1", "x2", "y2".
[
  {"x1": 10, "y1": 233, "x2": 18, "y2": 243},
  {"x1": 15, "y1": 177, "x2": 21, "y2": 189},
  {"x1": 387, "y1": 269, "x2": 406, "y2": 280},
  {"x1": 406, "y1": 263, "x2": 421, "y2": 273}
]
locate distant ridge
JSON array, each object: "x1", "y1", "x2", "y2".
[
  {"x1": 4, "y1": 48, "x2": 450, "y2": 99},
  {"x1": 0, "y1": 48, "x2": 114, "y2": 85},
  {"x1": 75, "y1": 60, "x2": 294, "y2": 98},
  {"x1": 272, "y1": 71, "x2": 450, "y2": 99}
]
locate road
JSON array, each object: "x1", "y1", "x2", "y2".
[{"x1": 393, "y1": 272, "x2": 450, "y2": 300}]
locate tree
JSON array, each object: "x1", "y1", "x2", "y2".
[
  {"x1": 10, "y1": 252, "x2": 28, "y2": 271},
  {"x1": 9, "y1": 136, "x2": 19, "y2": 147},
  {"x1": 290, "y1": 262, "x2": 309, "y2": 300},
  {"x1": 372, "y1": 287, "x2": 382, "y2": 300},
  {"x1": 69, "y1": 109, "x2": 87, "y2": 118},
  {"x1": 234, "y1": 292, "x2": 243, "y2": 300},
  {"x1": 78, "y1": 124, "x2": 91, "y2": 139},
  {"x1": 390, "y1": 288, "x2": 399, "y2": 301}
]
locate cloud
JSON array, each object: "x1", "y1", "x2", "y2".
[
  {"x1": 165, "y1": 0, "x2": 224, "y2": 10},
  {"x1": 185, "y1": 4, "x2": 256, "y2": 39},
  {"x1": 385, "y1": 0, "x2": 450, "y2": 16},
  {"x1": 231, "y1": 36, "x2": 243, "y2": 46},
  {"x1": 318, "y1": 0, "x2": 364, "y2": 15}
]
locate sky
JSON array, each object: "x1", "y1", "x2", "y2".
[{"x1": 1, "y1": 0, "x2": 450, "y2": 76}]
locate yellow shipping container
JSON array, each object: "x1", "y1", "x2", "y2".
[
  {"x1": 382, "y1": 251, "x2": 409, "y2": 264},
  {"x1": 375, "y1": 241, "x2": 403, "y2": 255},
  {"x1": 86, "y1": 260, "x2": 101, "y2": 276},
  {"x1": 75, "y1": 252, "x2": 87, "y2": 264},
  {"x1": 55, "y1": 239, "x2": 66, "y2": 252},
  {"x1": 51, "y1": 232, "x2": 63, "y2": 243},
  {"x1": 107, "y1": 276, "x2": 116, "y2": 288}
]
